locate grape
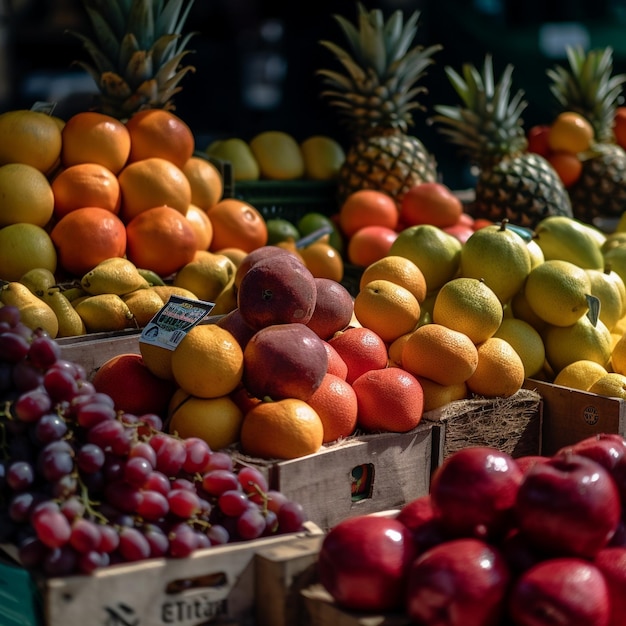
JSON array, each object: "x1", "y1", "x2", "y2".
[
  {"x1": 218, "y1": 490, "x2": 250, "y2": 517},
  {"x1": 168, "y1": 522, "x2": 198, "y2": 558},
  {"x1": 168, "y1": 489, "x2": 200, "y2": 518},
  {"x1": 237, "y1": 466, "x2": 269, "y2": 495},
  {"x1": 202, "y1": 469, "x2": 239, "y2": 496},
  {"x1": 33, "y1": 508, "x2": 72, "y2": 548},
  {"x1": 128, "y1": 441, "x2": 157, "y2": 467},
  {"x1": 237, "y1": 506, "x2": 266, "y2": 541},
  {"x1": 207, "y1": 524, "x2": 229, "y2": 546},
  {"x1": 12, "y1": 360, "x2": 44, "y2": 392},
  {"x1": 13, "y1": 387, "x2": 51, "y2": 422},
  {"x1": 0, "y1": 304, "x2": 21, "y2": 327},
  {"x1": 104, "y1": 481, "x2": 142, "y2": 514},
  {"x1": 9, "y1": 492, "x2": 38, "y2": 523},
  {"x1": 77, "y1": 401, "x2": 117, "y2": 429},
  {"x1": 18, "y1": 535, "x2": 47, "y2": 569},
  {"x1": 43, "y1": 367, "x2": 80, "y2": 402},
  {"x1": 43, "y1": 545, "x2": 78, "y2": 576},
  {"x1": 69, "y1": 518, "x2": 102, "y2": 553},
  {"x1": 263, "y1": 509, "x2": 279, "y2": 535},
  {"x1": 60, "y1": 496, "x2": 86, "y2": 522},
  {"x1": 76, "y1": 443, "x2": 106, "y2": 474},
  {"x1": 39, "y1": 448, "x2": 74, "y2": 482},
  {"x1": 265, "y1": 489, "x2": 289, "y2": 514},
  {"x1": 28, "y1": 336, "x2": 61, "y2": 369},
  {"x1": 150, "y1": 434, "x2": 186, "y2": 476},
  {"x1": 136, "y1": 490, "x2": 169, "y2": 521},
  {"x1": 34, "y1": 413, "x2": 68, "y2": 443},
  {"x1": 118, "y1": 527, "x2": 150, "y2": 562},
  {"x1": 50, "y1": 474, "x2": 78, "y2": 499},
  {"x1": 143, "y1": 470, "x2": 171, "y2": 495},
  {"x1": 78, "y1": 550, "x2": 109, "y2": 574},
  {"x1": 277, "y1": 501, "x2": 306, "y2": 533},
  {"x1": 144, "y1": 524, "x2": 169, "y2": 557},
  {"x1": 171, "y1": 477, "x2": 195, "y2": 492},
  {"x1": 6, "y1": 461, "x2": 35, "y2": 491},
  {"x1": 124, "y1": 456, "x2": 153, "y2": 487},
  {"x1": 182, "y1": 437, "x2": 212, "y2": 473},
  {"x1": 97, "y1": 524, "x2": 120, "y2": 554},
  {"x1": 0, "y1": 332, "x2": 30, "y2": 363},
  {"x1": 205, "y1": 450, "x2": 234, "y2": 472}
]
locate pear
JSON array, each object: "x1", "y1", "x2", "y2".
[
  {"x1": 74, "y1": 294, "x2": 136, "y2": 333},
  {"x1": 81, "y1": 258, "x2": 149, "y2": 296},
  {"x1": 19, "y1": 267, "x2": 57, "y2": 297},
  {"x1": 42, "y1": 287, "x2": 86, "y2": 337},
  {"x1": 173, "y1": 254, "x2": 237, "y2": 303},
  {"x1": 249, "y1": 131, "x2": 305, "y2": 180},
  {"x1": 533, "y1": 216, "x2": 604, "y2": 270},
  {"x1": 122, "y1": 289, "x2": 165, "y2": 328},
  {"x1": 205, "y1": 138, "x2": 259, "y2": 181},
  {"x1": 0, "y1": 281, "x2": 58, "y2": 337}
]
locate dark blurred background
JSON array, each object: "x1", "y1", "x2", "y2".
[{"x1": 2, "y1": 0, "x2": 626, "y2": 187}]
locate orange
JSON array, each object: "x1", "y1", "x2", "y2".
[
  {"x1": 547, "y1": 151, "x2": 583, "y2": 188},
  {"x1": 118, "y1": 157, "x2": 192, "y2": 221},
  {"x1": 207, "y1": 198, "x2": 268, "y2": 253},
  {"x1": 399, "y1": 182, "x2": 463, "y2": 228},
  {"x1": 352, "y1": 367, "x2": 424, "y2": 433},
  {"x1": 322, "y1": 340, "x2": 349, "y2": 380},
  {"x1": 51, "y1": 162, "x2": 121, "y2": 219},
  {"x1": 185, "y1": 204, "x2": 214, "y2": 250},
  {"x1": 339, "y1": 189, "x2": 399, "y2": 238},
  {"x1": 182, "y1": 156, "x2": 224, "y2": 211},
  {"x1": 240, "y1": 398, "x2": 324, "y2": 460},
  {"x1": 614, "y1": 107, "x2": 626, "y2": 151},
  {"x1": 299, "y1": 241, "x2": 344, "y2": 282},
  {"x1": 416, "y1": 376, "x2": 468, "y2": 412},
  {"x1": 306, "y1": 372, "x2": 358, "y2": 443},
  {"x1": 353, "y1": 279, "x2": 420, "y2": 343},
  {"x1": 139, "y1": 342, "x2": 175, "y2": 382},
  {"x1": 401, "y1": 323, "x2": 479, "y2": 386},
  {"x1": 0, "y1": 109, "x2": 62, "y2": 174},
  {"x1": 171, "y1": 324, "x2": 244, "y2": 398},
  {"x1": 347, "y1": 225, "x2": 398, "y2": 267},
  {"x1": 548, "y1": 111, "x2": 594, "y2": 154},
  {"x1": 466, "y1": 337, "x2": 525, "y2": 398},
  {"x1": 0, "y1": 163, "x2": 54, "y2": 227},
  {"x1": 125, "y1": 109, "x2": 195, "y2": 170},
  {"x1": 168, "y1": 391, "x2": 244, "y2": 451},
  {"x1": 327, "y1": 326, "x2": 389, "y2": 385},
  {"x1": 50, "y1": 207, "x2": 127, "y2": 276},
  {"x1": 388, "y1": 331, "x2": 414, "y2": 368},
  {"x1": 359, "y1": 255, "x2": 427, "y2": 303},
  {"x1": 125, "y1": 205, "x2": 197, "y2": 278},
  {"x1": 0, "y1": 223, "x2": 57, "y2": 281},
  {"x1": 91, "y1": 353, "x2": 175, "y2": 417},
  {"x1": 60, "y1": 111, "x2": 131, "y2": 174}
]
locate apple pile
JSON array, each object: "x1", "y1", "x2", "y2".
[{"x1": 317, "y1": 435, "x2": 626, "y2": 626}]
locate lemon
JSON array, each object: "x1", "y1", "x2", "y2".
[
  {"x1": 0, "y1": 163, "x2": 54, "y2": 227},
  {"x1": 0, "y1": 223, "x2": 57, "y2": 281},
  {"x1": 588, "y1": 372, "x2": 626, "y2": 399},
  {"x1": 610, "y1": 331, "x2": 626, "y2": 376},
  {"x1": 524, "y1": 259, "x2": 591, "y2": 327},
  {"x1": 526, "y1": 239, "x2": 545, "y2": 269},
  {"x1": 74, "y1": 294, "x2": 135, "y2": 333},
  {"x1": 432, "y1": 277, "x2": 503, "y2": 344},
  {"x1": 249, "y1": 131, "x2": 304, "y2": 180},
  {"x1": 493, "y1": 317, "x2": 546, "y2": 379},
  {"x1": 543, "y1": 315, "x2": 612, "y2": 374},
  {"x1": 299, "y1": 135, "x2": 345, "y2": 180},
  {"x1": 173, "y1": 253, "x2": 237, "y2": 302},
  {"x1": 206, "y1": 138, "x2": 260, "y2": 181},
  {"x1": 509, "y1": 289, "x2": 548, "y2": 334},
  {"x1": 459, "y1": 222, "x2": 532, "y2": 304},
  {"x1": 552, "y1": 360, "x2": 609, "y2": 391},
  {"x1": 586, "y1": 268, "x2": 625, "y2": 331}
]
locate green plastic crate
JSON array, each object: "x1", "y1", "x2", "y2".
[{"x1": 0, "y1": 557, "x2": 43, "y2": 626}]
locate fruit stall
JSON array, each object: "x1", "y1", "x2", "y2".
[{"x1": 2, "y1": 1, "x2": 626, "y2": 625}]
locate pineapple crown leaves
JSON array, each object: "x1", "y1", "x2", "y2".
[
  {"x1": 317, "y1": 3, "x2": 442, "y2": 134},
  {"x1": 431, "y1": 54, "x2": 529, "y2": 167},
  {"x1": 546, "y1": 45, "x2": 626, "y2": 142}
]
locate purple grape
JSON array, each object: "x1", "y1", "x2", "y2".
[
  {"x1": 6, "y1": 460, "x2": 35, "y2": 491},
  {"x1": 28, "y1": 336, "x2": 61, "y2": 369}
]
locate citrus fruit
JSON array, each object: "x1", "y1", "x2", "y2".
[
  {"x1": 399, "y1": 182, "x2": 463, "y2": 228},
  {"x1": 328, "y1": 326, "x2": 389, "y2": 385},
  {"x1": 173, "y1": 253, "x2": 237, "y2": 302},
  {"x1": 185, "y1": 204, "x2": 214, "y2": 251},
  {"x1": 182, "y1": 156, "x2": 224, "y2": 211},
  {"x1": 339, "y1": 189, "x2": 399, "y2": 238},
  {"x1": 118, "y1": 157, "x2": 192, "y2": 221},
  {"x1": 0, "y1": 223, "x2": 57, "y2": 281},
  {"x1": 353, "y1": 279, "x2": 420, "y2": 343},
  {"x1": 122, "y1": 289, "x2": 165, "y2": 328},
  {"x1": 306, "y1": 373, "x2": 358, "y2": 443},
  {"x1": 140, "y1": 341, "x2": 175, "y2": 382},
  {"x1": 249, "y1": 130, "x2": 305, "y2": 180},
  {"x1": 0, "y1": 109, "x2": 62, "y2": 173},
  {"x1": 416, "y1": 376, "x2": 468, "y2": 412},
  {"x1": 240, "y1": 398, "x2": 324, "y2": 459},
  {"x1": 322, "y1": 340, "x2": 349, "y2": 380},
  {"x1": 588, "y1": 372, "x2": 626, "y2": 399},
  {"x1": 352, "y1": 367, "x2": 424, "y2": 433},
  {"x1": 543, "y1": 315, "x2": 612, "y2": 374},
  {"x1": 60, "y1": 111, "x2": 131, "y2": 174},
  {"x1": 492, "y1": 318, "x2": 546, "y2": 379},
  {"x1": 125, "y1": 109, "x2": 195, "y2": 170},
  {"x1": 299, "y1": 241, "x2": 344, "y2": 282},
  {"x1": 389, "y1": 224, "x2": 462, "y2": 293},
  {"x1": 547, "y1": 151, "x2": 583, "y2": 188},
  {"x1": 548, "y1": 111, "x2": 594, "y2": 154},
  {"x1": 524, "y1": 259, "x2": 591, "y2": 327},
  {"x1": 297, "y1": 211, "x2": 344, "y2": 252},
  {"x1": 306, "y1": 277, "x2": 354, "y2": 341},
  {"x1": 432, "y1": 277, "x2": 503, "y2": 345},
  {"x1": 215, "y1": 247, "x2": 248, "y2": 268},
  {"x1": 207, "y1": 198, "x2": 268, "y2": 253},
  {"x1": 388, "y1": 332, "x2": 414, "y2": 368},
  {"x1": 610, "y1": 331, "x2": 626, "y2": 376},
  {"x1": 509, "y1": 289, "x2": 548, "y2": 334},
  {"x1": 168, "y1": 392, "x2": 244, "y2": 450},
  {"x1": 265, "y1": 218, "x2": 300, "y2": 245},
  {"x1": 586, "y1": 268, "x2": 625, "y2": 332},
  {"x1": 50, "y1": 162, "x2": 121, "y2": 219},
  {"x1": 50, "y1": 207, "x2": 127, "y2": 277},
  {"x1": 401, "y1": 323, "x2": 478, "y2": 386},
  {"x1": 359, "y1": 255, "x2": 427, "y2": 303},
  {"x1": 0, "y1": 163, "x2": 54, "y2": 227},
  {"x1": 552, "y1": 360, "x2": 609, "y2": 391},
  {"x1": 459, "y1": 222, "x2": 532, "y2": 304},
  {"x1": 466, "y1": 337, "x2": 525, "y2": 398},
  {"x1": 92, "y1": 353, "x2": 175, "y2": 417},
  {"x1": 125, "y1": 205, "x2": 197, "y2": 278},
  {"x1": 347, "y1": 225, "x2": 398, "y2": 267},
  {"x1": 299, "y1": 135, "x2": 345, "y2": 181}
]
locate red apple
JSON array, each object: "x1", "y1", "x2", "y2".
[
  {"x1": 595, "y1": 547, "x2": 626, "y2": 626},
  {"x1": 514, "y1": 454, "x2": 550, "y2": 475},
  {"x1": 429, "y1": 446, "x2": 523, "y2": 540},
  {"x1": 405, "y1": 538, "x2": 510, "y2": 626},
  {"x1": 515, "y1": 451, "x2": 621, "y2": 558},
  {"x1": 396, "y1": 494, "x2": 448, "y2": 554},
  {"x1": 499, "y1": 528, "x2": 551, "y2": 576},
  {"x1": 557, "y1": 433, "x2": 626, "y2": 473},
  {"x1": 509, "y1": 558, "x2": 610, "y2": 626},
  {"x1": 608, "y1": 519, "x2": 626, "y2": 548},
  {"x1": 317, "y1": 514, "x2": 417, "y2": 612}
]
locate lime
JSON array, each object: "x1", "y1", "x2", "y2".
[
  {"x1": 297, "y1": 212, "x2": 344, "y2": 253},
  {"x1": 265, "y1": 218, "x2": 301, "y2": 245}
]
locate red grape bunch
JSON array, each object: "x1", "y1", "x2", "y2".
[{"x1": 0, "y1": 305, "x2": 306, "y2": 577}]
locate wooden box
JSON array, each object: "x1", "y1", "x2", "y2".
[
  {"x1": 0, "y1": 522, "x2": 323, "y2": 626},
  {"x1": 234, "y1": 422, "x2": 433, "y2": 532},
  {"x1": 523, "y1": 378, "x2": 626, "y2": 455},
  {"x1": 423, "y1": 388, "x2": 543, "y2": 469}
]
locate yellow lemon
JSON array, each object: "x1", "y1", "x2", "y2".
[
  {"x1": 610, "y1": 331, "x2": 626, "y2": 376},
  {"x1": 586, "y1": 268, "x2": 625, "y2": 331},
  {"x1": 0, "y1": 223, "x2": 57, "y2": 281},
  {"x1": 493, "y1": 317, "x2": 546, "y2": 379},
  {"x1": 173, "y1": 253, "x2": 237, "y2": 303},
  {"x1": 588, "y1": 372, "x2": 626, "y2": 400},
  {"x1": 552, "y1": 360, "x2": 609, "y2": 391},
  {"x1": 249, "y1": 131, "x2": 305, "y2": 180}
]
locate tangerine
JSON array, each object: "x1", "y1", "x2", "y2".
[
  {"x1": 339, "y1": 189, "x2": 399, "y2": 238},
  {"x1": 466, "y1": 337, "x2": 525, "y2": 398},
  {"x1": 207, "y1": 198, "x2": 268, "y2": 253},
  {"x1": 359, "y1": 255, "x2": 427, "y2": 303},
  {"x1": 182, "y1": 156, "x2": 224, "y2": 211},
  {"x1": 347, "y1": 225, "x2": 398, "y2": 267},
  {"x1": 185, "y1": 204, "x2": 214, "y2": 251},
  {"x1": 299, "y1": 241, "x2": 344, "y2": 282},
  {"x1": 547, "y1": 151, "x2": 583, "y2": 188},
  {"x1": 399, "y1": 182, "x2": 463, "y2": 228},
  {"x1": 548, "y1": 111, "x2": 594, "y2": 154}
]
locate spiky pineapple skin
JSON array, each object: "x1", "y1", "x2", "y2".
[
  {"x1": 336, "y1": 132, "x2": 438, "y2": 207},
  {"x1": 473, "y1": 152, "x2": 573, "y2": 228}
]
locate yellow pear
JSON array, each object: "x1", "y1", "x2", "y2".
[
  {"x1": 205, "y1": 138, "x2": 259, "y2": 181},
  {"x1": 81, "y1": 257, "x2": 149, "y2": 296},
  {"x1": 0, "y1": 281, "x2": 58, "y2": 337}
]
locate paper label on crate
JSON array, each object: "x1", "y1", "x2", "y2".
[{"x1": 139, "y1": 295, "x2": 215, "y2": 350}]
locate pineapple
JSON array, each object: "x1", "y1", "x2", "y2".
[
  {"x1": 317, "y1": 3, "x2": 441, "y2": 207},
  {"x1": 431, "y1": 55, "x2": 572, "y2": 229},
  {"x1": 69, "y1": 0, "x2": 196, "y2": 120},
  {"x1": 546, "y1": 46, "x2": 626, "y2": 224}
]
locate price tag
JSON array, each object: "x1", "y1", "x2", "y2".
[{"x1": 139, "y1": 295, "x2": 215, "y2": 351}]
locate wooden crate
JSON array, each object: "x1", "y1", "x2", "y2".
[
  {"x1": 424, "y1": 388, "x2": 543, "y2": 468},
  {"x1": 0, "y1": 522, "x2": 323, "y2": 626},
  {"x1": 523, "y1": 378, "x2": 626, "y2": 455},
  {"x1": 234, "y1": 422, "x2": 433, "y2": 532}
]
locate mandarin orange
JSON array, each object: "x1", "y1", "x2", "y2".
[
  {"x1": 339, "y1": 189, "x2": 399, "y2": 238},
  {"x1": 207, "y1": 198, "x2": 268, "y2": 253},
  {"x1": 327, "y1": 326, "x2": 388, "y2": 385}
]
